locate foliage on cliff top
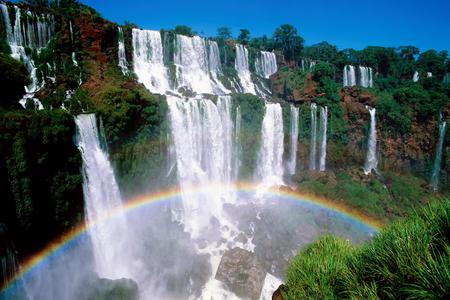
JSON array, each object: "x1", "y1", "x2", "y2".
[
  {"x1": 283, "y1": 198, "x2": 450, "y2": 299},
  {"x1": 295, "y1": 171, "x2": 430, "y2": 223}
]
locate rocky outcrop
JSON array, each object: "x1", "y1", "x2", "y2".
[
  {"x1": 76, "y1": 276, "x2": 139, "y2": 300},
  {"x1": 215, "y1": 247, "x2": 266, "y2": 300}
]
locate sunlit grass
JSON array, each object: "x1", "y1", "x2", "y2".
[{"x1": 283, "y1": 199, "x2": 450, "y2": 299}]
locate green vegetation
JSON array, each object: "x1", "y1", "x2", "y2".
[
  {"x1": 173, "y1": 25, "x2": 194, "y2": 37},
  {"x1": 295, "y1": 171, "x2": 429, "y2": 222},
  {"x1": 0, "y1": 108, "x2": 83, "y2": 255},
  {"x1": 0, "y1": 53, "x2": 30, "y2": 108},
  {"x1": 283, "y1": 199, "x2": 450, "y2": 299},
  {"x1": 232, "y1": 93, "x2": 265, "y2": 178}
]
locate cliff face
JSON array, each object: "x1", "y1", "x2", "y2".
[{"x1": 0, "y1": 1, "x2": 448, "y2": 268}]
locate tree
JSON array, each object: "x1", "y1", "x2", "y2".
[
  {"x1": 238, "y1": 29, "x2": 250, "y2": 45},
  {"x1": 0, "y1": 53, "x2": 30, "y2": 108},
  {"x1": 174, "y1": 25, "x2": 194, "y2": 37},
  {"x1": 22, "y1": 0, "x2": 50, "y2": 6},
  {"x1": 217, "y1": 27, "x2": 232, "y2": 40},
  {"x1": 302, "y1": 41, "x2": 338, "y2": 63},
  {"x1": 273, "y1": 24, "x2": 304, "y2": 63},
  {"x1": 417, "y1": 50, "x2": 448, "y2": 79},
  {"x1": 398, "y1": 46, "x2": 419, "y2": 61}
]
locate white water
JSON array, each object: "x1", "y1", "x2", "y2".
[
  {"x1": 301, "y1": 58, "x2": 316, "y2": 72},
  {"x1": 344, "y1": 65, "x2": 373, "y2": 88},
  {"x1": 207, "y1": 40, "x2": 230, "y2": 93},
  {"x1": 359, "y1": 66, "x2": 373, "y2": 88},
  {"x1": 364, "y1": 106, "x2": 378, "y2": 175},
  {"x1": 118, "y1": 27, "x2": 129, "y2": 75},
  {"x1": 174, "y1": 35, "x2": 228, "y2": 94},
  {"x1": 319, "y1": 106, "x2": 328, "y2": 171},
  {"x1": 309, "y1": 103, "x2": 318, "y2": 170},
  {"x1": 257, "y1": 103, "x2": 285, "y2": 186},
  {"x1": 413, "y1": 71, "x2": 419, "y2": 82},
  {"x1": 234, "y1": 105, "x2": 242, "y2": 179},
  {"x1": 1, "y1": 3, "x2": 54, "y2": 107},
  {"x1": 427, "y1": 72, "x2": 433, "y2": 78},
  {"x1": 166, "y1": 95, "x2": 238, "y2": 237},
  {"x1": 235, "y1": 44, "x2": 256, "y2": 94},
  {"x1": 430, "y1": 118, "x2": 447, "y2": 191},
  {"x1": 75, "y1": 114, "x2": 133, "y2": 280},
  {"x1": 255, "y1": 51, "x2": 277, "y2": 79},
  {"x1": 132, "y1": 28, "x2": 171, "y2": 94},
  {"x1": 343, "y1": 65, "x2": 356, "y2": 87},
  {"x1": 287, "y1": 104, "x2": 299, "y2": 175}
]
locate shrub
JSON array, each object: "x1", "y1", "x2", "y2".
[{"x1": 282, "y1": 199, "x2": 450, "y2": 299}]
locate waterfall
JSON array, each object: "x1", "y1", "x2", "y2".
[
  {"x1": 430, "y1": 118, "x2": 447, "y2": 191},
  {"x1": 75, "y1": 114, "x2": 133, "y2": 280},
  {"x1": 1, "y1": 3, "x2": 54, "y2": 107},
  {"x1": 174, "y1": 35, "x2": 228, "y2": 94},
  {"x1": 287, "y1": 104, "x2": 299, "y2": 175},
  {"x1": 69, "y1": 20, "x2": 74, "y2": 43},
  {"x1": 319, "y1": 106, "x2": 328, "y2": 171},
  {"x1": 132, "y1": 29, "x2": 171, "y2": 94},
  {"x1": 359, "y1": 66, "x2": 373, "y2": 88},
  {"x1": 256, "y1": 103, "x2": 284, "y2": 186},
  {"x1": 301, "y1": 58, "x2": 316, "y2": 72},
  {"x1": 118, "y1": 27, "x2": 129, "y2": 75},
  {"x1": 427, "y1": 72, "x2": 433, "y2": 78},
  {"x1": 166, "y1": 95, "x2": 237, "y2": 237},
  {"x1": 235, "y1": 44, "x2": 256, "y2": 94},
  {"x1": 255, "y1": 51, "x2": 277, "y2": 79},
  {"x1": 344, "y1": 65, "x2": 373, "y2": 88},
  {"x1": 234, "y1": 105, "x2": 242, "y2": 179},
  {"x1": 309, "y1": 103, "x2": 318, "y2": 170},
  {"x1": 0, "y1": 224, "x2": 17, "y2": 289},
  {"x1": 343, "y1": 65, "x2": 356, "y2": 87},
  {"x1": 207, "y1": 40, "x2": 229, "y2": 93},
  {"x1": 413, "y1": 71, "x2": 419, "y2": 82},
  {"x1": 364, "y1": 106, "x2": 378, "y2": 175}
]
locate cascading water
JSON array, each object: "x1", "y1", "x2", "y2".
[
  {"x1": 430, "y1": 117, "x2": 447, "y2": 191},
  {"x1": 256, "y1": 103, "x2": 284, "y2": 186},
  {"x1": 301, "y1": 58, "x2": 316, "y2": 72},
  {"x1": 309, "y1": 103, "x2": 318, "y2": 170},
  {"x1": 413, "y1": 71, "x2": 419, "y2": 82},
  {"x1": 166, "y1": 95, "x2": 238, "y2": 237},
  {"x1": 234, "y1": 105, "x2": 242, "y2": 179},
  {"x1": 287, "y1": 104, "x2": 299, "y2": 175},
  {"x1": 359, "y1": 66, "x2": 373, "y2": 88},
  {"x1": 75, "y1": 114, "x2": 134, "y2": 280},
  {"x1": 235, "y1": 44, "x2": 256, "y2": 94},
  {"x1": 0, "y1": 3, "x2": 54, "y2": 108},
  {"x1": 343, "y1": 65, "x2": 356, "y2": 87},
  {"x1": 118, "y1": 27, "x2": 129, "y2": 75},
  {"x1": 207, "y1": 40, "x2": 230, "y2": 93},
  {"x1": 255, "y1": 51, "x2": 277, "y2": 79},
  {"x1": 319, "y1": 106, "x2": 328, "y2": 171},
  {"x1": 174, "y1": 35, "x2": 228, "y2": 94},
  {"x1": 364, "y1": 106, "x2": 378, "y2": 175},
  {"x1": 0, "y1": 224, "x2": 17, "y2": 289},
  {"x1": 132, "y1": 28, "x2": 171, "y2": 94}
]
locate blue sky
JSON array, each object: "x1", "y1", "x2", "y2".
[{"x1": 81, "y1": 0, "x2": 450, "y2": 52}]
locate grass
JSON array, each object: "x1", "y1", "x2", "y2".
[
  {"x1": 282, "y1": 199, "x2": 450, "y2": 299},
  {"x1": 296, "y1": 171, "x2": 433, "y2": 223}
]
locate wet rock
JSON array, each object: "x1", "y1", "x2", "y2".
[
  {"x1": 215, "y1": 247, "x2": 266, "y2": 300},
  {"x1": 272, "y1": 284, "x2": 288, "y2": 300}
]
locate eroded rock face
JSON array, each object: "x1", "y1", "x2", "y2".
[{"x1": 215, "y1": 247, "x2": 266, "y2": 300}]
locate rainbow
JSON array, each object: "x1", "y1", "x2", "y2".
[{"x1": 1, "y1": 182, "x2": 383, "y2": 292}]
